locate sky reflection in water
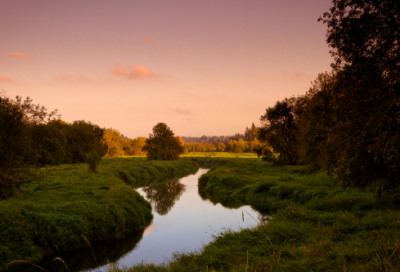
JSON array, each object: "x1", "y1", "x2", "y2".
[{"x1": 90, "y1": 169, "x2": 260, "y2": 271}]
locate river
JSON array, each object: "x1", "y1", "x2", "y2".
[{"x1": 12, "y1": 168, "x2": 261, "y2": 272}]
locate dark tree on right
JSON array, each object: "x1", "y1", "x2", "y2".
[{"x1": 318, "y1": 0, "x2": 400, "y2": 192}]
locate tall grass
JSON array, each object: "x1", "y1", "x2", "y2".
[
  {"x1": 0, "y1": 157, "x2": 199, "y2": 270},
  {"x1": 110, "y1": 157, "x2": 400, "y2": 271}
]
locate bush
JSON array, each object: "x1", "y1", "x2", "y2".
[{"x1": 86, "y1": 151, "x2": 101, "y2": 173}]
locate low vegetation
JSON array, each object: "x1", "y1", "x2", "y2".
[
  {"x1": 112, "y1": 157, "x2": 400, "y2": 271},
  {"x1": 1, "y1": 157, "x2": 199, "y2": 270}
]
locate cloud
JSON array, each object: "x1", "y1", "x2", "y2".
[
  {"x1": 112, "y1": 64, "x2": 155, "y2": 80},
  {"x1": 55, "y1": 75, "x2": 90, "y2": 81},
  {"x1": 142, "y1": 35, "x2": 152, "y2": 42},
  {"x1": 0, "y1": 75, "x2": 13, "y2": 82},
  {"x1": 6, "y1": 52, "x2": 32, "y2": 59},
  {"x1": 172, "y1": 108, "x2": 191, "y2": 115}
]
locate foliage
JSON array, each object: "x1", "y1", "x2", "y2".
[
  {"x1": 86, "y1": 150, "x2": 101, "y2": 173},
  {"x1": 30, "y1": 123, "x2": 68, "y2": 166},
  {"x1": 319, "y1": 0, "x2": 400, "y2": 71},
  {"x1": 143, "y1": 123, "x2": 184, "y2": 161},
  {"x1": 102, "y1": 129, "x2": 126, "y2": 158},
  {"x1": 0, "y1": 95, "x2": 54, "y2": 199},
  {"x1": 258, "y1": 97, "x2": 305, "y2": 165},
  {"x1": 297, "y1": 72, "x2": 337, "y2": 168},
  {"x1": 65, "y1": 120, "x2": 107, "y2": 163},
  {"x1": 215, "y1": 142, "x2": 226, "y2": 152},
  {"x1": 244, "y1": 122, "x2": 259, "y2": 141},
  {"x1": 317, "y1": 0, "x2": 400, "y2": 191}
]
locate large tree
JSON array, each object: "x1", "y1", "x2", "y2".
[
  {"x1": 318, "y1": 0, "x2": 400, "y2": 191},
  {"x1": 143, "y1": 123, "x2": 184, "y2": 160}
]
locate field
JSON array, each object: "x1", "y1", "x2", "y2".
[
  {"x1": 111, "y1": 155, "x2": 400, "y2": 272},
  {"x1": 0, "y1": 157, "x2": 198, "y2": 270}
]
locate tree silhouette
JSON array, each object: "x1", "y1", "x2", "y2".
[{"x1": 143, "y1": 123, "x2": 184, "y2": 160}]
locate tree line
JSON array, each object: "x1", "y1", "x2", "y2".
[
  {"x1": 181, "y1": 123, "x2": 258, "y2": 143},
  {"x1": 256, "y1": 0, "x2": 399, "y2": 193}
]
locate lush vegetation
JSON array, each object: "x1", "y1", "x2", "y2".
[
  {"x1": 143, "y1": 123, "x2": 184, "y2": 161},
  {"x1": 1, "y1": 157, "x2": 199, "y2": 270},
  {"x1": 109, "y1": 157, "x2": 400, "y2": 271},
  {"x1": 257, "y1": 0, "x2": 400, "y2": 193},
  {"x1": 0, "y1": 95, "x2": 108, "y2": 199}
]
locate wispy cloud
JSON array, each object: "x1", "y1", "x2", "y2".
[
  {"x1": 142, "y1": 35, "x2": 152, "y2": 42},
  {"x1": 112, "y1": 64, "x2": 155, "y2": 80},
  {"x1": 0, "y1": 75, "x2": 13, "y2": 82},
  {"x1": 6, "y1": 52, "x2": 32, "y2": 59},
  {"x1": 55, "y1": 75, "x2": 90, "y2": 81},
  {"x1": 172, "y1": 108, "x2": 191, "y2": 115}
]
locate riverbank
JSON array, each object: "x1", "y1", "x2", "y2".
[
  {"x1": 0, "y1": 157, "x2": 198, "y2": 270},
  {"x1": 113, "y1": 156, "x2": 400, "y2": 271}
]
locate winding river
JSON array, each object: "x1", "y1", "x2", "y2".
[{"x1": 18, "y1": 169, "x2": 260, "y2": 272}]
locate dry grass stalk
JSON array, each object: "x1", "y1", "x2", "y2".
[
  {"x1": 7, "y1": 260, "x2": 49, "y2": 272},
  {"x1": 82, "y1": 234, "x2": 98, "y2": 266},
  {"x1": 53, "y1": 257, "x2": 71, "y2": 272}
]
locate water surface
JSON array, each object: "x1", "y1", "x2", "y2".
[{"x1": 90, "y1": 168, "x2": 260, "y2": 271}]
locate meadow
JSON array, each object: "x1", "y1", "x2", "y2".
[
  {"x1": 108, "y1": 154, "x2": 400, "y2": 272},
  {"x1": 0, "y1": 157, "x2": 198, "y2": 270}
]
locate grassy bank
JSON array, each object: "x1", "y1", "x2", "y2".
[
  {"x1": 0, "y1": 157, "x2": 199, "y2": 270},
  {"x1": 112, "y1": 157, "x2": 400, "y2": 271}
]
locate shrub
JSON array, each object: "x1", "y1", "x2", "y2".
[{"x1": 86, "y1": 151, "x2": 101, "y2": 173}]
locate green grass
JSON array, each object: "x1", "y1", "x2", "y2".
[
  {"x1": 0, "y1": 157, "x2": 199, "y2": 270},
  {"x1": 111, "y1": 157, "x2": 400, "y2": 272},
  {"x1": 181, "y1": 152, "x2": 258, "y2": 159}
]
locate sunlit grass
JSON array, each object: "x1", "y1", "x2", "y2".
[{"x1": 181, "y1": 152, "x2": 258, "y2": 158}]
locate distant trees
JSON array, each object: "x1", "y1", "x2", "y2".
[
  {"x1": 143, "y1": 123, "x2": 184, "y2": 160},
  {"x1": 244, "y1": 123, "x2": 259, "y2": 141}
]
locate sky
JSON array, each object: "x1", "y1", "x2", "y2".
[{"x1": 0, "y1": 0, "x2": 333, "y2": 138}]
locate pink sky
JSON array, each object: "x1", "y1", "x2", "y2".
[{"x1": 0, "y1": 0, "x2": 333, "y2": 138}]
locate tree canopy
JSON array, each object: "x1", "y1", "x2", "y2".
[{"x1": 143, "y1": 123, "x2": 184, "y2": 160}]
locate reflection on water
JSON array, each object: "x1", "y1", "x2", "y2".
[
  {"x1": 90, "y1": 169, "x2": 261, "y2": 271},
  {"x1": 11, "y1": 169, "x2": 262, "y2": 272},
  {"x1": 141, "y1": 179, "x2": 186, "y2": 215},
  {"x1": 6, "y1": 231, "x2": 144, "y2": 272}
]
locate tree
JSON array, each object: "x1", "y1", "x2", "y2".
[
  {"x1": 318, "y1": 0, "x2": 400, "y2": 192},
  {"x1": 319, "y1": 0, "x2": 400, "y2": 73},
  {"x1": 102, "y1": 129, "x2": 125, "y2": 158},
  {"x1": 130, "y1": 137, "x2": 147, "y2": 155},
  {"x1": 297, "y1": 72, "x2": 338, "y2": 168},
  {"x1": 0, "y1": 95, "x2": 59, "y2": 198},
  {"x1": 215, "y1": 142, "x2": 226, "y2": 152},
  {"x1": 258, "y1": 97, "x2": 306, "y2": 165},
  {"x1": 31, "y1": 123, "x2": 68, "y2": 166},
  {"x1": 64, "y1": 121, "x2": 106, "y2": 163},
  {"x1": 244, "y1": 123, "x2": 259, "y2": 141},
  {"x1": 143, "y1": 123, "x2": 184, "y2": 160}
]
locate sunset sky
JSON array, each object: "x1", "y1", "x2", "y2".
[{"x1": 1, "y1": 0, "x2": 333, "y2": 138}]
